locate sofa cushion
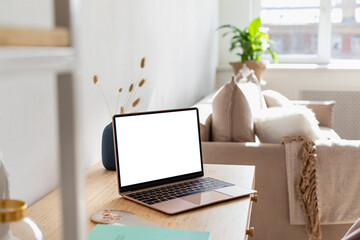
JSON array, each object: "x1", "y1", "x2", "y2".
[
  {"x1": 212, "y1": 78, "x2": 255, "y2": 142},
  {"x1": 307, "y1": 102, "x2": 334, "y2": 128},
  {"x1": 292, "y1": 100, "x2": 335, "y2": 128},
  {"x1": 262, "y1": 89, "x2": 293, "y2": 108},
  {"x1": 200, "y1": 114, "x2": 212, "y2": 141},
  {"x1": 236, "y1": 66, "x2": 267, "y2": 114},
  {"x1": 238, "y1": 81, "x2": 264, "y2": 116},
  {"x1": 319, "y1": 126, "x2": 341, "y2": 141},
  {"x1": 254, "y1": 106, "x2": 322, "y2": 143}
]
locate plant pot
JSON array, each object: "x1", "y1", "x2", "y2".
[
  {"x1": 101, "y1": 123, "x2": 116, "y2": 171},
  {"x1": 229, "y1": 60, "x2": 266, "y2": 81}
]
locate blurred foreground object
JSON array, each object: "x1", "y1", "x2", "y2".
[
  {"x1": 0, "y1": 199, "x2": 45, "y2": 240},
  {"x1": 0, "y1": 27, "x2": 70, "y2": 46}
]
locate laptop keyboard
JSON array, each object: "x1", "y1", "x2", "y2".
[{"x1": 126, "y1": 177, "x2": 234, "y2": 205}]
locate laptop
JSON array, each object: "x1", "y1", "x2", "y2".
[{"x1": 112, "y1": 108, "x2": 256, "y2": 215}]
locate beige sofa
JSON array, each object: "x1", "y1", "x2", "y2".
[{"x1": 194, "y1": 93, "x2": 352, "y2": 240}]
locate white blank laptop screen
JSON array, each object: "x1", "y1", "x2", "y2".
[{"x1": 114, "y1": 109, "x2": 202, "y2": 187}]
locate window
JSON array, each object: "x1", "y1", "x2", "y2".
[
  {"x1": 331, "y1": 0, "x2": 360, "y2": 59},
  {"x1": 256, "y1": 0, "x2": 360, "y2": 63}
]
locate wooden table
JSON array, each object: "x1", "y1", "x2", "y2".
[{"x1": 28, "y1": 162, "x2": 256, "y2": 240}]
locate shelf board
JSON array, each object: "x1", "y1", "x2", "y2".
[{"x1": 0, "y1": 47, "x2": 75, "y2": 72}]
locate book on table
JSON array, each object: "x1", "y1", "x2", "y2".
[{"x1": 88, "y1": 224, "x2": 211, "y2": 240}]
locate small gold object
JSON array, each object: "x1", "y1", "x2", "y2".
[
  {"x1": 100, "y1": 209, "x2": 122, "y2": 222},
  {"x1": 246, "y1": 227, "x2": 255, "y2": 237},
  {"x1": 91, "y1": 210, "x2": 135, "y2": 225},
  {"x1": 0, "y1": 199, "x2": 27, "y2": 223}
]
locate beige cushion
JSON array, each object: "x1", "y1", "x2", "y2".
[
  {"x1": 236, "y1": 66, "x2": 267, "y2": 113},
  {"x1": 212, "y1": 78, "x2": 255, "y2": 142},
  {"x1": 238, "y1": 81, "x2": 264, "y2": 116},
  {"x1": 305, "y1": 102, "x2": 335, "y2": 128},
  {"x1": 292, "y1": 100, "x2": 335, "y2": 128},
  {"x1": 199, "y1": 114, "x2": 212, "y2": 141},
  {"x1": 262, "y1": 89, "x2": 293, "y2": 108}
]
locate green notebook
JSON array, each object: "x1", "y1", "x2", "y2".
[{"x1": 88, "y1": 224, "x2": 211, "y2": 240}]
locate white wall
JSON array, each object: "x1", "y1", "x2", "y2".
[
  {"x1": 76, "y1": 0, "x2": 218, "y2": 168},
  {"x1": 218, "y1": 0, "x2": 253, "y2": 65},
  {"x1": 0, "y1": 0, "x2": 218, "y2": 204},
  {"x1": 0, "y1": 71, "x2": 59, "y2": 205}
]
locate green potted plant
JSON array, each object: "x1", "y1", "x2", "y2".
[{"x1": 218, "y1": 17, "x2": 278, "y2": 80}]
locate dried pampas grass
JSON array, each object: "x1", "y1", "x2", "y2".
[
  {"x1": 128, "y1": 84, "x2": 134, "y2": 92},
  {"x1": 132, "y1": 98, "x2": 140, "y2": 108},
  {"x1": 139, "y1": 79, "x2": 146, "y2": 87},
  {"x1": 93, "y1": 57, "x2": 148, "y2": 117},
  {"x1": 93, "y1": 74, "x2": 112, "y2": 118},
  {"x1": 140, "y1": 57, "x2": 146, "y2": 69}
]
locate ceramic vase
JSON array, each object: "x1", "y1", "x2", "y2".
[
  {"x1": 229, "y1": 60, "x2": 266, "y2": 81},
  {"x1": 101, "y1": 123, "x2": 116, "y2": 171}
]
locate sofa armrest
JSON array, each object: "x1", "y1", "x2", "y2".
[
  {"x1": 201, "y1": 141, "x2": 284, "y2": 165},
  {"x1": 201, "y1": 139, "x2": 351, "y2": 240},
  {"x1": 201, "y1": 141, "x2": 290, "y2": 239},
  {"x1": 292, "y1": 100, "x2": 335, "y2": 128}
]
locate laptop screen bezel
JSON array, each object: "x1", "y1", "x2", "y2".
[{"x1": 112, "y1": 107, "x2": 204, "y2": 193}]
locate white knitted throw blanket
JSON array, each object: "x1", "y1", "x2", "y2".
[{"x1": 284, "y1": 137, "x2": 360, "y2": 240}]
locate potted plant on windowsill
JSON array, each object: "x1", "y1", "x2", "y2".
[{"x1": 218, "y1": 17, "x2": 278, "y2": 81}]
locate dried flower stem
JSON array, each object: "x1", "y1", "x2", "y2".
[
  {"x1": 94, "y1": 57, "x2": 147, "y2": 116},
  {"x1": 124, "y1": 68, "x2": 143, "y2": 112},
  {"x1": 98, "y1": 84, "x2": 112, "y2": 118},
  {"x1": 115, "y1": 88, "x2": 123, "y2": 114},
  {"x1": 116, "y1": 95, "x2": 120, "y2": 113},
  {"x1": 93, "y1": 75, "x2": 112, "y2": 118},
  {"x1": 140, "y1": 57, "x2": 146, "y2": 69},
  {"x1": 139, "y1": 79, "x2": 146, "y2": 87},
  {"x1": 130, "y1": 78, "x2": 145, "y2": 109},
  {"x1": 132, "y1": 98, "x2": 141, "y2": 108}
]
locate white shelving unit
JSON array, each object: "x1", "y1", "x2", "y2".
[
  {"x1": 0, "y1": 47, "x2": 74, "y2": 72},
  {"x1": 0, "y1": 0, "x2": 85, "y2": 239}
]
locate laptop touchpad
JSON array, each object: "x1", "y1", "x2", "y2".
[{"x1": 180, "y1": 191, "x2": 231, "y2": 205}]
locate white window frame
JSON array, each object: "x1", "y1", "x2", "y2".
[{"x1": 252, "y1": 0, "x2": 333, "y2": 64}]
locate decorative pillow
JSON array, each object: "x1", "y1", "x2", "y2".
[
  {"x1": 262, "y1": 89, "x2": 293, "y2": 108},
  {"x1": 304, "y1": 101, "x2": 335, "y2": 128},
  {"x1": 238, "y1": 81, "x2": 264, "y2": 115},
  {"x1": 235, "y1": 65, "x2": 267, "y2": 115},
  {"x1": 212, "y1": 78, "x2": 255, "y2": 142},
  {"x1": 254, "y1": 106, "x2": 322, "y2": 143},
  {"x1": 200, "y1": 114, "x2": 212, "y2": 141}
]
